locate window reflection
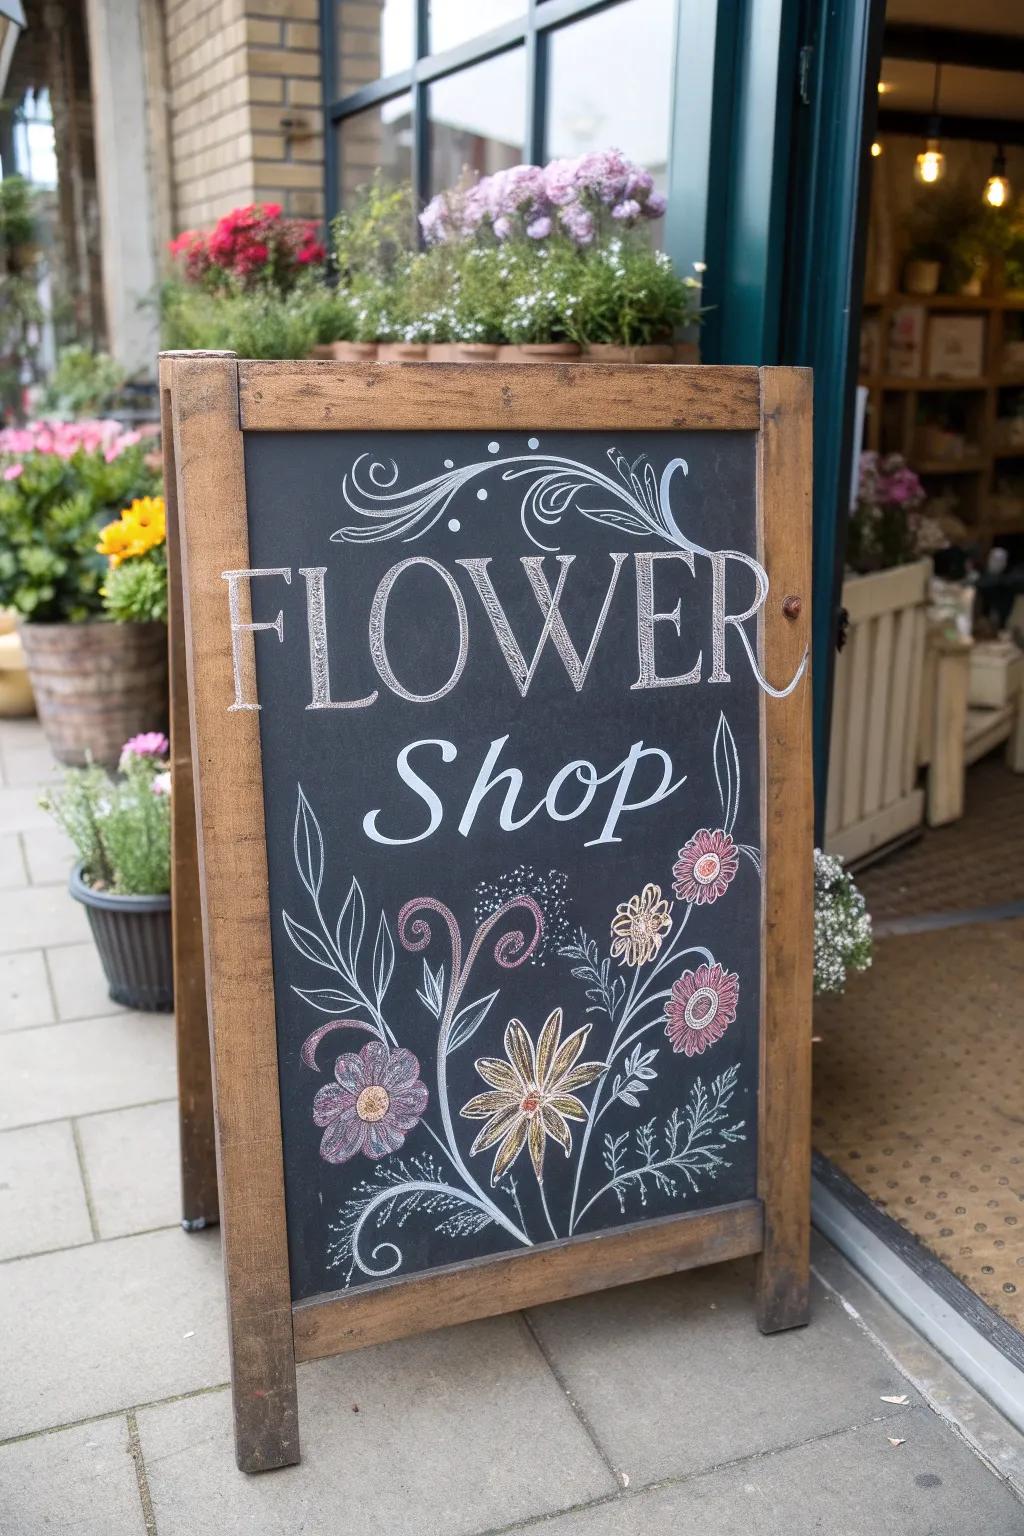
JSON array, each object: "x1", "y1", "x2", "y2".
[
  {"x1": 429, "y1": 2, "x2": 524, "y2": 54},
  {"x1": 429, "y1": 51, "x2": 525, "y2": 193},
  {"x1": 336, "y1": 94, "x2": 413, "y2": 207},
  {"x1": 546, "y1": 0, "x2": 673, "y2": 195},
  {"x1": 337, "y1": 1, "x2": 414, "y2": 97}
]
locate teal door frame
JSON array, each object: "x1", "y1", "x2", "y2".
[{"x1": 693, "y1": 0, "x2": 885, "y2": 835}]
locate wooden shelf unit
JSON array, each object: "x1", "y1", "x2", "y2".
[{"x1": 859, "y1": 292, "x2": 1024, "y2": 543}]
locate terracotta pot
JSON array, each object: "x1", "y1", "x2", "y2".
[
  {"x1": 448, "y1": 343, "x2": 500, "y2": 363},
  {"x1": 18, "y1": 620, "x2": 168, "y2": 768},
  {"x1": 674, "y1": 341, "x2": 700, "y2": 364},
  {"x1": 309, "y1": 343, "x2": 335, "y2": 359},
  {"x1": 497, "y1": 342, "x2": 581, "y2": 363},
  {"x1": 70, "y1": 864, "x2": 173, "y2": 1012},
  {"x1": 959, "y1": 267, "x2": 985, "y2": 297},
  {"x1": 903, "y1": 259, "x2": 940, "y2": 296},
  {"x1": 375, "y1": 342, "x2": 429, "y2": 362},
  {"x1": 330, "y1": 341, "x2": 378, "y2": 362},
  {"x1": 583, "y1": 343, "x2": 675, "y2": 365},
  {"x1": 0, "y1": 629, "x2": 34, "y2": 717},
  {"x1": 426, "y1": 343, "x2": 460, "y2": 362}
]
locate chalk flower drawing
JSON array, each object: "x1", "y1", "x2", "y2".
[
  {"x1": 461, "y1": 1011, "x2": 603, "y2": 1185},
  {"x1": 312, "y1": 1042, "x2": 428, "y2": 1163},
  {"x1": 333, "y1": 443, "x2": 806, "y2": 701},
  {"x1": 285, "y1": 710, "x2": 754, "y2": 1285},
  {"x1": 610, "y1": 883, "x2": 672, "y2": 967},
  {"x1": 664, "y1": 963, "x2": 740, "y2": 1058},
  {"x1": 672, "y1": 829, "x2": 739, "y2": 906}
]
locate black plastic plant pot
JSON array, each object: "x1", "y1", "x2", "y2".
[{"x1": 69, "y1": 864, "x2": 173, "y2": 1013}]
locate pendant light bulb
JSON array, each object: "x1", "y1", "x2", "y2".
[
  {"x1": 870, "y1": 140, "x2": 883, "y2": 158},
  {"x1": 984, "y1": 147, "x2": 1011, "y2": 208},
  {"x1": 914, "y1": 65, "x2": 945, "y2": 186}
]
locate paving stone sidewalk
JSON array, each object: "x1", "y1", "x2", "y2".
[{"x1": 1, "y1": 714, "x2": 1023, "y2": 1535}]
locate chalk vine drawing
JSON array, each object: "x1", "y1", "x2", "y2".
[
  {"x1": 285, "y1": 712, "x2": 755, "y2": 1286},
  {"x1": 332, "y1": 441, "x2": 807, "y2": 701}
]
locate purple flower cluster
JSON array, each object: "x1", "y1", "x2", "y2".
[
  {"x1": 420, "y1": 149, "x2": 666, "y2": 248},
  {"x1": 858, "y1": 451, "x2": 925, "y2": 512}
]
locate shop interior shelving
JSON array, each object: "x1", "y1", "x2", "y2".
[{"x1": 859, "y1": 291, "x2": 1024, "y2": 546}]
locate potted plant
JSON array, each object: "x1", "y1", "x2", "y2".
[
  {"x1": 569, "y1": 238, "x2": 701, "y2": 362},
  {"x1": 813, "y1": 849, "x2": 872, "y2": 995},
  {"x1": 41, "y1": 734, "x2": 172, "y2": 1011},
  {"x1": 0, "y1": 420, "x2": 166, "y2": 766}
]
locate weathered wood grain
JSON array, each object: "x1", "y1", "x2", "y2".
[
  {"x1": 293, "y1": 1200, "x2": 764, "y2": 1361},
  {"x1": 160, "y1": 353, "x2": 219, "y2": 1231},
  {"x1": 168, "y1": 354, "x2": 299, "y2": 1472},
  {"x1": 755, "y1": 366, "x2": 814, "y2": 1334},
  {"x1": 237, "y1": 360, "x2": 762, "y2": 432}
]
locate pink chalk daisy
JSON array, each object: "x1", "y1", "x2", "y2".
[
  {"x1": 664, "y1": 963, "x2": 739, "y2": 1057},
  {"x1": 672, "y1": 828, "x2": 738, "y2": 906},
  {"x1": 313, "y1": 1042, "x2": 428, "y2": 1164}
]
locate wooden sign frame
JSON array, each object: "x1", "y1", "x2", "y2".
[{"x1": 161, "y1": 354, "x2": 813, "y2": 1474}]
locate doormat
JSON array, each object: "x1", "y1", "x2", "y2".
[{"x1": 813, "y1": 917, "x2": 1024, "y2": 1330}]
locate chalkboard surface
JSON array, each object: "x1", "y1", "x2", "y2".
[{"x1": 244, "y1": 428, "x2": 763, "y2": 1304}]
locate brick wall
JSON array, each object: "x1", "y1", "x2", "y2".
[{"x1": 163, "y1": 0, "x2": 325, "y2": 236}]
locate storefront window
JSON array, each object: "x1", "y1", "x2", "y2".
[
  {"x1": 428, "y1": 2, "x2": 525, "y2": 55},
  {"x1": 428, "y1": 51, "x2": 526, "y2": 195},
  {"x1": 336, "y1": 94, "x2": 413, "y2": 208},
  {"x1": 546, "y1": 0, "x2": 674, "y2": 194},
  {"x1": 336, "y1": 2, "x2": 414, "y2": 96}
]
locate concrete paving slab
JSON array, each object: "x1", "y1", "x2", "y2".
[
  {"x1": 0, "y1": 787, "x2": 53, "y2": 835},
  {"x1": 138, "y1": 1316, "x2": 617, "y2": 1536},
  {"x1": 77, "y1": 1100, "x2": 180, "y2": 1238},
  {"x1": 526, "y1": 1262, "x2": 916, "y2": 1486},
  {"x1": 0, "y1": 1119, "x2": 93, "y2": 1260},
  {"x1": 0, "y1": 950, "x2": 53, "y2": 1031},
  {"x1": 21, "y1": 824, "x2": 74, "y2": 885},
  {"x1": 0, "y1": 832, "x2": 25, "y2": 890},
  {"x1": 0, "y1": 742, "x2": 62, "y2": 789},
  {"x1": 0, "y1": 1013, "x2": 175, "y2": 1130},
  {"x1": 506, "y1": 1410, "x2": 1024, "y2": 1536},
  {"x1": 0, "y1": 1227, "x2": 228, "y2": 1437},
  {"x1": 0, "y1": 1415, "x2": 145, "y2": 1535},
  {"x1": 47, "y1": 940, "x2": 123, "y2": 1021},
  {"x1": 0, "y1": 884, "x2": 89, "y2": 954}
]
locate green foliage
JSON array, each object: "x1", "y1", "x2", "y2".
[
  {"x1": 1, "y1": 177, "x2": 43, "y2": 419},
  {"x1": 904, "y1": 180, "x2": 1005, "y2": 291},
  {"x1": 102, "y1": 549, "x2": 168, "y2": 623},
  {"x1": 568, "y1": 239, "x2": 700, "y2": 346},
  {"x1": 39, "y1": 347, "x2": 126, "y2": 419},
  {"x1": 0, "y1": 444, "x2": 161, "y2": 622},
  {"x1": 160, "y1": 279, "x2": 320, "y2": 359},
  {"x1": 331, "y1": 176, "x2": 414, "y2": 285},
  {"x1": 0, "y1": 175, "x2": 36, "y2": 250},
  {"x1": 42, "y1": 751, "x2": 170, "y2": 896}
]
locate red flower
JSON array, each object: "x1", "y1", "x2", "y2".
[
  {"x1": 672, "y1": 828, "x2": 738, "y2": 906},
  {"x1": 664, "y1": 963, "x2": 739, "y2": 1057}
]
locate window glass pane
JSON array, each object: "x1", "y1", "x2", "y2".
[
  {"x1": 336, "y1": 1, "x2": 414, "y2": 98},
  {"x1": 429, "y1": 2, "x2": 524, "y2": 54},
  {"x1": 546, "y1": 0, "x2": 674, "y2": 194},
  {"x1": 429, "y1": 51, "x2": 525, "y2": 194},
  {"x1": 336, "y1": 94, "x2": 413, "y2": 207}
]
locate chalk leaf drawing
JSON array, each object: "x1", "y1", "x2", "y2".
[{"x1": 286, "y1": 711, "x2": 753, "y2": 1286}]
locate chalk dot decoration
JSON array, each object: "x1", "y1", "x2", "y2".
[
  {"x1": 477, "y1": 488, "x2": 488, "y2": 501},
  {"x1": 488, "y1": 441, "x2": 500, "y2": 454},
  {"x1": 527, "y1": 437, "x2": 539, "y2": 450},
  {"x1": 447, "y1": 518, "x2": 461, "y2": 533},
  {"x1": 443, "y1": 458, "x2": 454, "y2": 469}
]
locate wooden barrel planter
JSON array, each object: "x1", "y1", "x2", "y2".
[{"x1": 18, "y1": 620, "x2": 168, "y2": 769}]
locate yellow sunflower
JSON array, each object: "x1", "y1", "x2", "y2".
[
  {"x1": 461, "y1": 1009, "x2": 604, "y2": 1185},
  {"x1": 610, "y1": 882, "x2": 672, "y2": 968}
]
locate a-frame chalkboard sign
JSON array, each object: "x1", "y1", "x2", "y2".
[{"x1": 161, "y1": 354, "x2": 813, "y2": 1474}]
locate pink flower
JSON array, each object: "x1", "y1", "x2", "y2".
[
  {"x1": 672, "y1": 828, "x2": 739, "y2": 906},
  {"x1": 121, "y1": 731, "x2": 170, "y2": 764},
  {"x1": 527, "y1": 215, "x2": 552, "y2": 239},
  {"x1": 611, "y1": 198, "x2": 641, "y2": 222},
  {"x1": 3, "y1": 463, "x2": 23, "y2": 481},
  {"x1": 665, "y1": 963, "x2": 739, "y2": 1057},
  {"x1": 312, "y1": 1041, "x2": 428, "y2": 1163}
]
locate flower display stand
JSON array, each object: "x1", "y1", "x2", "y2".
[{"x1": 824, "y1": 559, "x2": 931, "y2": 862}]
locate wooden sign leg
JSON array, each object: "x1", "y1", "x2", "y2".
[
  {"x1": 756, "y1": 366, "x2": 814, "y2": 1333},
  {"x1": 161, "y1": 355, "x2": 219, "y2": 1231},
  {"x1": 167, "y1": 352, "x2": 299, "y2": 1472}
]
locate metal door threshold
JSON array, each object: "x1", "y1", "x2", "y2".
[{"x1": 812, "y1": 1154, "x2": 1024, "y2": 1434}]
